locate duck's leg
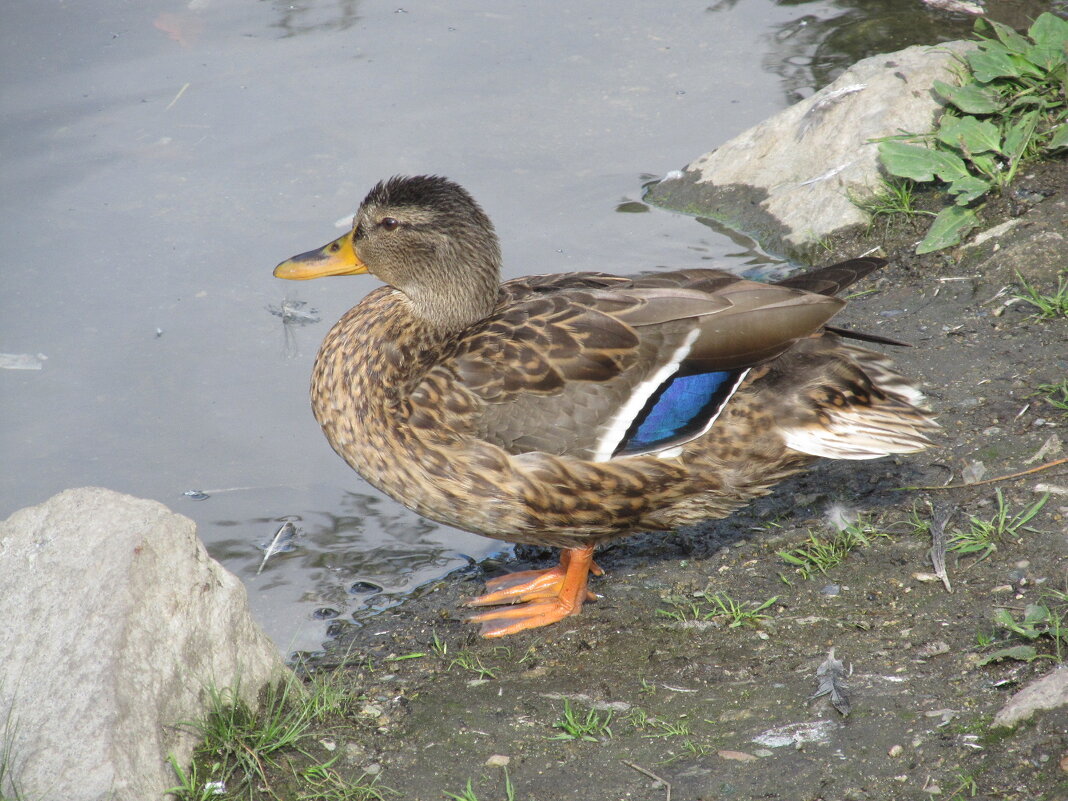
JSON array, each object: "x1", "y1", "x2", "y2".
[{"x1": 465, "y1": 545, "x2": 601, "y2": 637}]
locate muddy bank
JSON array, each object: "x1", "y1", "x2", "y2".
[{"x1": 299, "y1": 160, "x2": 1068, "y2": 801}]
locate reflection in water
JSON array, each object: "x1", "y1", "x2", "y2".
[
  {"x1": 264, "y1": 0, "x2": 362, "y2": 38},
  {"x1": 199, "y1": 485, "x2": 498, "y2": 657},
  {"x1": 708, "y1": 1, "x2": 978, "y2": 102}
]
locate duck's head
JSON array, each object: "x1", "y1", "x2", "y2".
[{"x1": 275, "y1": 175, "x2": 502, "y2": 330}]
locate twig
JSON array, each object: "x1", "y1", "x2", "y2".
[
  {"x1": 622, "y1": 760, "x2": 671, "y2": 801},
  {"x1": 897, "y1": 458, "x2": 1067, "y2": 490}
]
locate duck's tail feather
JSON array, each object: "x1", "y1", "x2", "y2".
[{"x1": 769, "y1": 341, "x2": 938, "y2": 460}]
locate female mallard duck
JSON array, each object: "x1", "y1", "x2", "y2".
[{"x1": 275, "y1": 175, "x2": 936, "y2": 637}]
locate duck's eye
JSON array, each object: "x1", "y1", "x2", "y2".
[{"x1": 380, "y1": 217, "x2": 401, "y2": 231}]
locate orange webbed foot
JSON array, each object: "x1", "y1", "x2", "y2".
[{"x1": 464, "y1": 546, "x2": 600, "y2": 637}]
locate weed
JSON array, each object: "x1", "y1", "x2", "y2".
[
  {"x1": 304, "y1": 668, "x2": 360, "y2": 720},
  {"x1": 876, "y1": 13, "x2": 1068, "y2": 252},
  {"x1": 853, "y1": 177, "x2": 929, "y2": 221},
  {"x1": 949, "y1": 490, "x2": 1048, "y2": 564},
  {"x1": 448, "y1": 651, "x2": 497, "y2": 681},
  {"x1": 442, "y1": 770, "x2": 516, "y2": 801},
  {"x1": 549, "y1": 700, "x2": 613, "y2": 742},
  {"x1": 176, "y1": 679, "x2": 314, "y2": 796},
  {"x1": 295, "y1": 757, "x2": 391, "y2": 801},
  {"x1": 779, "y1": 516, "x2": 886, "y2": 579},
  {"x1": 975, "y1": 630, "x2": 996, "y2": 648},
  {"x1": 993, "y1": 594, "x2": 1068, "y2": 661},
  {"x1": 1033, "y1": 378, "x2": 1068, "y2": 414},
  {"x1": 947, "y1": 772, "x2": 979, "y2": 800},
  {"x1": 443, "y1": 779, "x2": 481, "y2": 801},
  {"x1": 166, "y1": 754, "x2": 222, "y2": 801},
  {"x1": 1013, "y1": 270, "x2": 1068, "y2": 320},
  {"x1": 657, "y1": 591, "x2": 777, "y2": 627},
  {"x1": 431, "y1": 633, "x2": 449, "y2": 658}
]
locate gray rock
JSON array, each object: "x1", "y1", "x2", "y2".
[
  {"x1": 992, "y1": 666, "x2": 1068, "y2": 729},
  {"x1": 646, "y1": 42, "x2": 976, "y2": 260},
  {"x1": 0, "y1": 488, "x2": 289, "y2": 801}
]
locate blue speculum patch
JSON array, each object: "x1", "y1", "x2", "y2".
[{"x1": 615, "y1": 369, "x2": 742, "y2": 456}]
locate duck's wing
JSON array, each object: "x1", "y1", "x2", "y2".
[{"x1": 421, "y1": 269, "x2": 845, "y2": 461}]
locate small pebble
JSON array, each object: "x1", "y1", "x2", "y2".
[
  {"x1": 888, "y1": 744, "x2": 904, "y2": 757},
  {"x1": 486, "y1": 754, "x2": 511, "y2": 767},
  {"x1": 821, "y1": 584, "x2": 841, "y2": 596}
]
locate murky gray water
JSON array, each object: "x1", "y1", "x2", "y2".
[{"x1": 2, "y1": 0, "x2": 988, "y2": 655}]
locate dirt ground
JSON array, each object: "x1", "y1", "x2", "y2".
[{"x1": 306, "y1": 159, "x2": 1068, "y2": 801}]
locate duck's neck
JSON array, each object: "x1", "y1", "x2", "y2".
[{"x1": 397, "y1": 240, "x2": 501, "y2": 333}]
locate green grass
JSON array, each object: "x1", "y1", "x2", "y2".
[
  {"x1": 1, "y1": 701, "x2": 29, "y2": 801},
  {"x1": 853, "y1": 177, "x2": 929, "y2": 221},
  {"x1": 443, "y1": 770, "x2": 515, "y2": 801},
  {"x1": 779, "y1": 516, "x2": 887, "y2": 579},
  {"x1": 1033, "y1": 378, "x2": 1068, "y2": 414},
  {"x1": 989, "y1": 585, "x2": 1068, "y2": 662},
  {"x1": 657, "y1": 591, "x2": 777, "y2": 627},
  {"x1": 947, "y1": 772, "x2": 979, "y2": 800},
  {"x1": 549, "y1": 700, "x2": 613, "y2": 742},
  {"x1": 448, "y1": 650, "x2": 498, "y2": 681},
  {"x1": 1014, "y1": 270, "x2": 1068, "y2": 319},
  {"x1": 948, "y1": 490, "x2": 1048, "y2": 564},
  {"x1": 167, "y1": 673, "x2": 392, "y2": 801},
  {"x1": 873, "y1": 13, "x2": 1068, "y2": 253}
]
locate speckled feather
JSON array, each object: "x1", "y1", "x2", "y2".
[
  {"x1": 286, "y1": 176, "x2": 938, "y2": 553},
  {"x1": 310, "y1": 269, "x2": 935, "y2": 549}
]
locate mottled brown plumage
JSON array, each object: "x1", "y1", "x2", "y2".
[{"x1": 275, "y1": 175, "x2": 937, "y2": 636}]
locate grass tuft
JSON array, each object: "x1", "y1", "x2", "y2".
[
  {"x1": 1013, "y1": 270, "x2": 1068, "y2": 319},
  {"x1": 549, "y1": 700, "x2": 613, "y2": 742}
]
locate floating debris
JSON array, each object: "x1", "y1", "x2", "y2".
[
  {"x1": 267, "y1": 299, "x2": 321, "y2": 326},
  {"x1": 0, "y1": 352, "x2": 46, "y2": 370},
  {"x1": 257, "y1": 521, "x2": 299, "y2": 574}
]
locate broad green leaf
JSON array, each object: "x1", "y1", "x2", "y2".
[
  {"x1": 933, "y1": 79, "x2": 1003, "y2": 114},
  {"x1": 1024, "y1": 41, "x2": 1068, "y2": 73},
  {"x1": 937, "y1": 115, "x2": 1003, "y2": 155},
  {"x1": 1022, "y1": 604, "x2": 1051, "y2": 626},
  {"x1": 968, "y1": 152, "x2": 1000, "y2": 180},
  {"x1": 1004, "y1": 109, "x2": 1039, "y2": 163},
  {"x1": 947, "y1": 174, "x2": 992, "y2": 205},
  {"x1": 1028, "y1": 12, "x2": 1068, "y2": 55},
  {"x1": 879, "y1": 140, "x2": 969, "y2": 183},
  {"x1": 977, "y1": 645, "x2": 1040, "y2": 666},
  {"x1": 968, "y1": 47, "x2": 1043, "y2": 82},
  {"x1": 977, "y1": 17, "x2": 1031, "y2": 55},
  {"x1": 1047, "y1": 121, "x2": 1068, "y2": 151},
  {"x1": 916, "y1": 205, "x2": 979, "y2": 254}
]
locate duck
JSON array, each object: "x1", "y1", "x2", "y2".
[{"x1": 274, "y1": 175, "x2": 937, "y2": 638}]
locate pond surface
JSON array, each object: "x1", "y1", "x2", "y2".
[{"x1": 1, "y1": 0, "x2": 992, "y2": 655}]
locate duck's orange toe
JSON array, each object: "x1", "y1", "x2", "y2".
[{"x1": 463, "y1": 545, "x2": 599, "y2": 637}]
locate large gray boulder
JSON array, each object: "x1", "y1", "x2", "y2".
[
  {"x1": 646, "y1": 41, "x2": 976, "y2": 260},
  {"x1": 0, "y1": 488, "x2": 288, "y2": 801}
]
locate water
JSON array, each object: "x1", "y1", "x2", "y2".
[{"x1": 1, "y1": 0, "x2": 990, "y2": 655}]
